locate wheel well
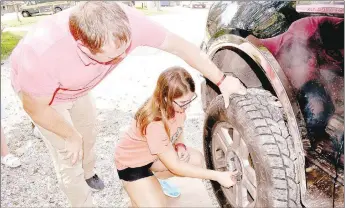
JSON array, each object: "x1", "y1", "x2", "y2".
[
  {"x1": 54, "y1": 7, "x2": 62, "y2": 10},
  {"x1": 205, "y1": 47, "x2": 276, "y2": 103},
  {"x1": 203, "y1": 45, "x2": 307, "y2": 142}
]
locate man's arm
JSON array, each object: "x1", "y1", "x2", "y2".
[
  {"x1": 22, "y1": 92, "x2": 83, "y2": 164},
  {"x1": 158, "y1": 32, "x2": 224, "y2": 85},
  {"x1": 129, "y1": 7, "x2": 246, "y2": 107},
  {"x1": 22, "y1": 92, "x2": 79, "y2": 139},
  {"x1": 11, "y1": 43, "x2": 82, "y2": 164},
  {"x1": 158, "y1": 32, "x2": 247, "y2": 108}
]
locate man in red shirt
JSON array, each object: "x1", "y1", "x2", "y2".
[{"x1": 10, "y1": 2, "x2": 246, "y2": 207}]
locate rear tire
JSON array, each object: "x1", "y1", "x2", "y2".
[
  {"x1": 203, "y1": 88, "x2": 301, "y2": 208},
  {"x1": 54, "y1": 7, "x2": 62, "y2": 13},
  {"x1": 22, "y1": 11, "x2": 30, "y2": 17}
]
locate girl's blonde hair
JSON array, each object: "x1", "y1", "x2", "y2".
[{"x1": 135, "y1": 66, "x2": 195, "y2": 137}]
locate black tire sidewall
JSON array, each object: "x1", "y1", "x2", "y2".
[
  {"x1": 204, "y1": 95, "x2": 275, "y2": 207},
  {"x1": 22, "y1": 12, "x2": 30, "y2": 17},
  {"x1": 54, "y1": 7, "x2": 62, "y2": 13}
]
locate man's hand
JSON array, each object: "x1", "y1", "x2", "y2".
[
  {"x1": 59, "y1": 131, "x2": 83, "y2": 165},
  {"x1": 218, "y1": 75, "x2": 247, "y2": 108},
  {"x1": 21, "y1": 91, "x2": 84, "y2": 165},
  {"x1": 177, "y1": 147, "x2": 190, "y2": 163}
]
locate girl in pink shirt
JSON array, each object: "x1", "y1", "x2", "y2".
[{"x1": 114, "y1": 66, "x2": 238, "y2": 207}]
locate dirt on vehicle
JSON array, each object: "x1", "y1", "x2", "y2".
[{"x1": 200, "y1": 1, "x2": 344, "y2": 207}]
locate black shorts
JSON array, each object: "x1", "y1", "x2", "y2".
[{"x1": 117, "y1": 162, "x2": 154, "y2": 182}]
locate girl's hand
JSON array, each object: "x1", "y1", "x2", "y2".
[
  {"x1": 215, "y1": 171, "x2": 238, "y2": 188},
  {"x1": 177, "y1": 146, "x2": 190, "y2": 163}
]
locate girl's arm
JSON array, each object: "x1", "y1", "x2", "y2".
[
  {"x1": 174, "y1": 130, "x2": 185, "y2": 145},
  {"x1": 146, "y1": 123, "x2": 237, "y2": 188},
  {"x1": 157, "y1": 147, "x2": 219, "y2": 181}
]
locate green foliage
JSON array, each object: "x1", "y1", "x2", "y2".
[{"x1": 1, "y1": 31, "x2": 27, "y2": 61}]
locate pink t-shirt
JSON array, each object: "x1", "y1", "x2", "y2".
[
  {"x1": 10, "y1": 4, "x2": 167, "y2": 105},
  {"x1": 114, "y1": 112, "x2": 186, "y2": 170}
]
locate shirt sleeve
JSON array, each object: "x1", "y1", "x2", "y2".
[
  {"x1": 145, "y1": 122, "x2": 172, "y2": 155},
  {"x1": 125, "y1": 6, "x2": 168, "y2": 48},
  {"x1": 12, "y1": 45, "x2": 60, "y2": 97}
]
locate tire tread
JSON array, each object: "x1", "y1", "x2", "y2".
[
  {"x1": 230, "y1": 89, "x2": 301, "y2": 207},
  {"x1": 204, "y1": 89, "x2": 301, "y2": 208}
]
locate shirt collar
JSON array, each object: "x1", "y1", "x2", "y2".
[{"x1": 76, "y1": 48, "x2": 97, "y2": 66}]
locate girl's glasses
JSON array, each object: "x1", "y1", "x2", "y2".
[{"x1": 173, "y1": 94, "x2": 198, "y2": 109}]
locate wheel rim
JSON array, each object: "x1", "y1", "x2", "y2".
[
  {"x1": 23, "y1": 12, "x2": 28, "y2": 17},
  {"x1": 211, "y1": 122, "x2": 257, "y2": 207}
]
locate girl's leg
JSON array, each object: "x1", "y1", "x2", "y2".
[
  {"x1": 122, "y1": 176, "x2": 166, "y2": 207},
  {"x1": 1, "y1": 125, "x2": 21, "y2": 168},
  {"x1": 1, "y1": 125, "x2": 9, "y2": 157},
  {"x1": 130, "y1": 200, "x2": 137, "y2": 208},
  {"x1": 151, "y1": 148, "x2": 205, "y2": 198}
]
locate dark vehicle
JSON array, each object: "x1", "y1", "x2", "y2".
[
  {"x1": 200, "y1": 1, "x2": 344, "y2": 207},
  {"x1": 20, "y1": 0, "x2": 73, "y2": 17}
]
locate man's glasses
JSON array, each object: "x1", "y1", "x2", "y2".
[{"x1": 173, "y1": 94, "x2": 198, "y2": 109}]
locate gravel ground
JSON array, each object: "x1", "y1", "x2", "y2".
[{"x1": 0, "y1": 52, "x2": 219, "y2": 208}]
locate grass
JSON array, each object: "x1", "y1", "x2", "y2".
[
  {"x1": 1, "y1": 31, "x2": 27, "y2": 61},
  {"x1": 2, "y1": 15, "x2": 47, "y2": 28}
]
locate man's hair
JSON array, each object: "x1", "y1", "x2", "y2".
[{"x1": 69, "y1": 1, "x2": 131, "y2": 54}]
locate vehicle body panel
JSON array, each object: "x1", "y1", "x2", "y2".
[{"x1": 200, "y1": 1, "x2": 344, "y2": 205}]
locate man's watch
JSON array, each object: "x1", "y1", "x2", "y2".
[{"x1": 216, "y1": 74, "x2": 227, "y2": 87}]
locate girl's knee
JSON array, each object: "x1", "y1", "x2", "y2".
[
  {"x1": 197, "y1": 152, "x2": 206, "y2": 168},
  {"x1": 150, "y1": 199, "x2": 167, "y2": 207},
  {"x1": 135, "y1": 197, "x2": 166, "y2": 207},
  {"x1": 130, "y1": 200, "x2": 137, "y2": 208},
  {"x1": 190, "y1": 149, "x2": 205, "y2": 168}
]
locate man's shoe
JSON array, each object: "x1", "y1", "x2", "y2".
[{"x1": 86, "y1": 174, "x2": 105, "y2": 191}]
